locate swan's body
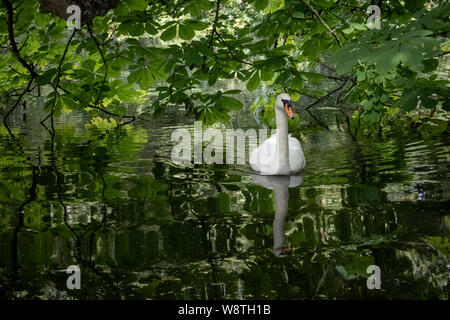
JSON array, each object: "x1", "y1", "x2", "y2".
[
  {"x1": 250, "y1": 133, "x2": 305, "y2": 174},
  {"x1": 250, "y1": 93, "x2": 305, "y2": 175}
]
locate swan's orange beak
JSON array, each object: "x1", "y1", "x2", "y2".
[{"x1": 284, "y1": 103, "x2": 295, "y2": 119}]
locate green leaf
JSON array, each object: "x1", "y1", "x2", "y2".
[
  {"x1": 208, "y1": 73, "x2": 218, "y2": 86},
  {"x1": 261, "y1": 69, "x2": 274, "y2": 81},
  {"x1": 189, "y1": 3, "x2": 202, "y2": 16},
  {"x1": 397, "y1": 92, "x2": 419, "y2": 111},
  {"x1": 238, "y1": 28, "x2": 251, "y2": 39},
  {"x1": 196, "y1": 105, "x2": 230, "y2": 125},
  {"x1": 420, "y1": 96, "x2": 438, "y2": 109},
  {"x1": 302, "y1": 38, "x2": 329, "y2": 60},
  {"x1": 145, "y1": 23, "x2": 158, "y2": 35},
  {"x1": 128, "y1": 22, "x2": 145, "y2": 36},
  {"x1": 116, "y1": 84, "x2": 141, "y2": 103},
  {"x1": 123, "y1": 0, "x2": 148, "y2": 11},
  {"x1": 300, "y1": 72, "x2": 325, "y2": 85},
  {"x1": 81, "y1": 59, "x2": 97, "y2": 72},
  {"x1": 255, "y1": 0, "x2": 269, "y2": 11},
  {"x1": 350, "y1": 22, "x2": 366, "y2": 31},
  {"x1": 217, "y1": 96, "x2": 243, "y2": 110},
  {"x1": 128, "y1": 67, "x2": 154, "y2": 89},
  {"x1": 292, "y1": 11, "x2": 304, "y2": 19},
  {"x1": 60, "y1": 94, "x2": 77, "y2": 113},
  {"x1": 274, "y1": 71, "x2": 293, "y2": 87},
  {"x1": 36, "y1": 69, "x2": 57, "y2": 85},
  {"x1": 421, "y1": 58, "x2": 438, "y2": 73},
  {"x1": 178, "y1": 23, "x2": 195, "y2": 40},
  {"x1": 373, "y1": 47, "x2": 400, "y2": 74},
  {"x1": 223, "y1": 90, "x2": 241, "y2": 94},
  {"x1": 333, "y1": 42, "x2": 371, "y2": 75},
  {"x1": 290, "y1": 92, "x2": 300, "y2": 102},
  {"x1": 187, "y1": 20, "x2": 209, "y2": 31},
  {"x1": 246, "y1": 71, "x2": 260, "y2": 91},
  {"x1": 160, "y1": 25, "x2": 177, "y2": 41},
  {"x1": 314, "y1": 0, "x2": 334, "y2": 8},
  {"x1": 443, "y1": 99, "x2": 450, "y2": 112}
]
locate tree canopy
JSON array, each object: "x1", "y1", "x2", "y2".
[{"x1": 0, "y1": 0, "x2": 449, "y2": 132}]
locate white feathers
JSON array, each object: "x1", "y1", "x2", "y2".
[
  {"x1": 250, "y1": 133, "x2": 305, "y2": 175},
  {"x1": 249, "y1": 93, "x2": 306, "y2": 175}
]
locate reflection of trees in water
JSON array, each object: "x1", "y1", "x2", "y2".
[
  {"x1": 0, "y1": 128, "x2": 126, "y2": 299},
  {"x1": 0, "y1": 131, "x2": 40, "y2": 298},
  {"x1": 0, "y1": 124, "x2": 448, "y2": 300},
  {"x1": 49, "y1": 128, "x2": 123, "y2": 299}
]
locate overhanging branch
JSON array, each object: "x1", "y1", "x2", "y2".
[
  {"x1": 2, "y1": 0, "x2": 38, "y2": 78},
  {"x1": 300, "y1": 0, "x2": 342, "y2": 48},
  {"x1": 209, "y1": 0, "x2": 222, "y2": 49},
  {"x1": 306, "y1": 80, "x2": 349, "y2": 110},
  {"x1": 87, "y1": 23, "x2": 108, "y2": 108}
]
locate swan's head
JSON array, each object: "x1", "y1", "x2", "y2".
[{"x1": 276, "y1": 93, "x2": 295, "y2": 119}]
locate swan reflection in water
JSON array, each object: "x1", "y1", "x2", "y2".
[{"x1": 251, "y1": 174, "x2": 303, "y2": 258}]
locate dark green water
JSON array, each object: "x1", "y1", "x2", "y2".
[{"x1": 0, "y1": 97, "x2": 449, "y2": 300}]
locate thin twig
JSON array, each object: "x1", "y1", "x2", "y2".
[
  {"x1": 316, "y1": 59, "x2": 336, "y2": 73},
  {"x1": 216, "y1": 32, "x2": 253, "y2": 66},
  {"x1": 87, "y1": 23, "x2": 108, "y2": 108},
  {"x1": 300, "y1": 0, "x2": 342, "y2": 47},
  {"x1": 2, "y1": 0, "x2": 41, "y2": 125},
  {"x1": 53, "y1": 86, "x2": 136, "y2": 125},
  {"x1": 45, "y1": 29, "x2": 78, "y2": 129},
  {"x1": 88, "y1": 104, "x2": 136, "y2": 124},
  {"x1": 306, "y1": 80, "x2": 348, "y2": 110},
  {"x1": 306, "y1": 108, "x2": 330, "y2": 130},
  {"x1": 209, "y1": 0, "x2": 222, "y2": 49}
]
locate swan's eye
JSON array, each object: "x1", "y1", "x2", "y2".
[{"x1": 282, "y1": 99, "x2": 292, "y2": 107}]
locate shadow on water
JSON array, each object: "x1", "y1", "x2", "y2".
[{"x1": 0, "y1": 93, "x2": 449, "y2": 300}]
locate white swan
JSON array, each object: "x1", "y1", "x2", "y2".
[{"x1": 250, "y1": 93, "x2": 306, "y2": 175}]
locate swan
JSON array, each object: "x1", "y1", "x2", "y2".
[{"x1": 250, "y1": 93, "x2": 305, "y2": 175}]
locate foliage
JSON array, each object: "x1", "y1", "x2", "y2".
[{"x1": 0, "y1": 0, "x2": 448, "y2": 132}]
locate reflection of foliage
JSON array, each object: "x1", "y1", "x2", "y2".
[
  {"x1": 85, "y1": 116, "x2": 118, "y2": 130},
  {"x1": 1, "y1": 117, "x2": 449, "y2": 299}
]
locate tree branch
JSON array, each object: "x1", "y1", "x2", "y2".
[
  {"x1": 306, "y1": 80, "x2": 348, "y2": 110},
  {"x1": 87, "y1": 23, "x2": 109, "y2": 108},
  {"x1": 53, "y1": 85, "x2": 137, "y2": 125},
  {"x1": 209, "y1": 0, "x2": 222, "y2": 49},
  {"x1": 300, "y1": 0, "x2": 342, "y2": 47},
  {"x1": 45, "y1": 29, "x2": 78, "y2": 130},
  {"x1": 306, "y1": 108, "x2": 330, "y2": 130},
  {"x1": 87, "y1": 104, "x2": 136, "y2": 125},
  {"x1": 2, "y1": 0, "x2": 38, "y2": 77}
]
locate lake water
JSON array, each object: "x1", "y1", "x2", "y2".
[{"x1": 0, "y1": 91, "x2": 449, "y2": 300}]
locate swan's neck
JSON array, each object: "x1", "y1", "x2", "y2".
[
  {"x1": 273, "y1": 181, "x2": 289, "y2": 256},
  {"x1": 275, "y1": 107, "x2": 290, "y2": 174}
]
